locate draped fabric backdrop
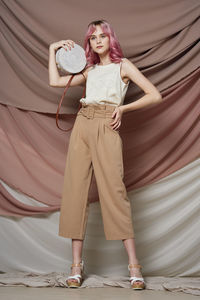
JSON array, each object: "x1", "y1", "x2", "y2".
[{"x1": 0, "y1": 0, "x2": 200, "y2": 292}]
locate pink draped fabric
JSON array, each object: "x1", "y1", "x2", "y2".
[
  {"x1": 0, "y1": 0, "x2": 199, "y2": 216},
  {"x1": 0, "y1": 68, "x2": 199, "y2": 216}
]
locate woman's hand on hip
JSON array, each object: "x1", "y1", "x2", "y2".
[{"x1": 110, "y1": 106, "x2": 124, "y2": 130}]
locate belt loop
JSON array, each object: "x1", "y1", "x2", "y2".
[{"x1": 86, "y1": 106, "x2": 95, "y2": 119}]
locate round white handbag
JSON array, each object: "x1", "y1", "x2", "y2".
[
  {"x1": 55, "y1": 43, "x2": 87, "y2": 132},
  {"x1": 56, "y1": 43, "x2": 87, "y2": 73}
]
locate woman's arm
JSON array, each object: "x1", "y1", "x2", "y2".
[
  {"x1": 121, "y1": 58, "x2": 163, "y2": 113},
  {"x1": 48, "y1": 45, "x2": 62, "y2": 86},
  {"x1": 48, "y1": 41, "x2": 86, "y2": 87}
]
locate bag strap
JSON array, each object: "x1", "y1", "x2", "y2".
[{"x1": 56, "y1": 71, "x2": 86, "y2": 132}]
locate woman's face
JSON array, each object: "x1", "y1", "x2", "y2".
[{"x1": 89, "y1": 25, "x2": 110, "y2": 54}]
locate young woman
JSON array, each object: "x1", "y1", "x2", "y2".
[{"x1": 49, "y1": 19, "x2": 162, "y2": 289}]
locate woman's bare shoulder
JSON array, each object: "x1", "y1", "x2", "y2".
[
  {"x1": 121, "y1": 57, "x2": 132, "y2": 64},
  {"x1": 121, "y1": 58, "x2": 139, "y2": 68},
  {"x1": 120, "y1": 58, "x2": 138, "y2": 75}
]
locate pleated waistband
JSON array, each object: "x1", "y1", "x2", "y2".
[{"x1": 78, "y1": 103, "x2": 117, "y2": 119}]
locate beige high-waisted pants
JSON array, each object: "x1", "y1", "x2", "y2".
[{"x1": 58, "y1": 103, "x2": 135, "y2": 240}]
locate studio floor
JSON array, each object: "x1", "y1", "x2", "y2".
[{"x1": 0, "y1": 286, "x2": 198, "y2": 300}]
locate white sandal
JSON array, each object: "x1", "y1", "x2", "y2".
[
  {"x1": 128, "y1": 263, "x2": 145, "y2": 289},
  {"x1": 66, "y1": 260, "x2": 84, "y2": 288}
]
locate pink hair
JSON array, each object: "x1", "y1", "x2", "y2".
[{"x1": 83, "y1": 20, "x2": 124, "y2": 68}]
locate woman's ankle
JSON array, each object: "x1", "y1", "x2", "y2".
[
  {"x1": 72, "y1": 259, "x2": 82, "y2": 264},
  {"x1": 128, "y1": 259, "x2": 139, "y2": 265}
]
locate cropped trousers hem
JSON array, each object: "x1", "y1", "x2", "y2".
[
  {"x1": 58, "y1": 103, "x2": 135, "y2": 240},
  {"x1": 59, "y1": 230, "x2": 134, "y2": 241}
]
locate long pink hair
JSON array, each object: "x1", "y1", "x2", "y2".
[{"x1": 84, "y1": 20, "x2": 124, "y2": 68}]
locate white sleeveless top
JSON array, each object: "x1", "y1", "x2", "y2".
[{"x1": 79, "y1": 58, "x2": 130, "y2": 107}]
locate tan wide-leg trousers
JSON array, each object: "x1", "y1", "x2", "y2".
[{"x1": 58, "y1": 103, "x2": 135, "y2": 240}]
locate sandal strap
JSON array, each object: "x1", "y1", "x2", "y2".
[
  {"x1": 67, "y1": 274, "x2": 82, "y2": 279},
  {"x1": 130, "y1": 276, "x2": 144, "y2": 284},
  {"x1": 128, "y1": 263, "x2": 141, "y2": 270},
  {"x1": 71, "y1": 260, "x2": 84, "y2": 269},
  {"x1": 67, "y1": 274, "x2": 82, "y2": 283}
]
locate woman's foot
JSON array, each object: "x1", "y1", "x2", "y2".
[
  {"x1": 128, "y1": 262, "x2": 145, "y2": 289},
  {"x1": 66, "y1": 260, "x2": 84, "y2": 287},
  {"x1": 69, "y1": 266, "x2": 82, "y2": 282}
]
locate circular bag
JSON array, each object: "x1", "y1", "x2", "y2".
[{"x1": 56, "y1": 43, "x2": 87, "y2": 73}]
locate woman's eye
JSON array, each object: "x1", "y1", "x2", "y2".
[{"x1": 90, "y1": 35, "x2": 106, "y2": 40}]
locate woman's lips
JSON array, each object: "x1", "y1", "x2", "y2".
[{"x1": 97, "y1": 46, "x2": 103, "y2": 48}]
